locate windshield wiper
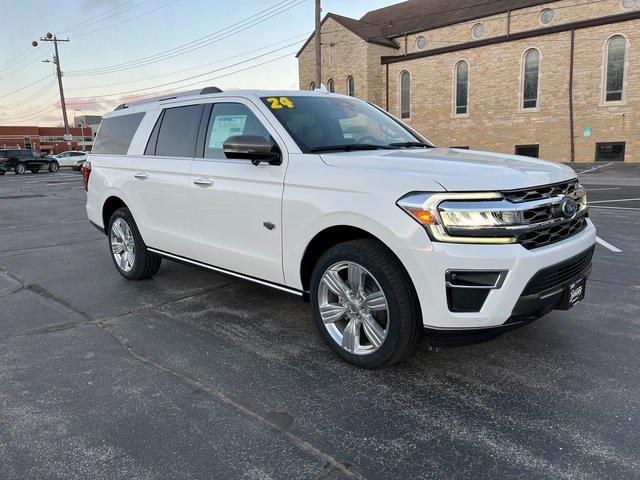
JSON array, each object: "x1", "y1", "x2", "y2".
[
  {"x1": 388, "y1": 141, "x2": 434, "y2": 148},
  {"x1": 309, "y1": 144, "x2": 394, "y2": 153}
]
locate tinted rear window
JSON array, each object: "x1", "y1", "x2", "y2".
[
  {"x1": 154, "y1": 105, "x2": 203, "y2": 157},
  {"x1": 93, "y1": 112, "x2": 145, "y2": 155}
]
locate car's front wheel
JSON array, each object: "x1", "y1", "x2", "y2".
[
  {"x1": 48, "y1": 161, "x2": 59, "y2": 172},
  {"x1": 14, "y1": 163, "x2": 26, "y2": 175},
  {"x1": 310, "y1": 239, "x2": 421, "y2": 368},
  {"x1": 108, "y1": 207, "x2": 161, "y2": 280}
]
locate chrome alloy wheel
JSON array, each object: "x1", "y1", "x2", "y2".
[
  {"x1": 110, "y1": 218, "x2": 135, "y2": 272},
  {"x1": 318, "y1": 261, "x2": 390, "y2": 355}
]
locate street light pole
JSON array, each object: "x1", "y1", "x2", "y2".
[{"x1": 33, "y1": 33, "x2": 70, "y2": 138}]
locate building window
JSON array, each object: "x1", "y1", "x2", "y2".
[
  {"x1": 454, "y1": 60, "x2": 468, "y2": 115},
  {"x1": 596, "y1": 142, "x2": 625, "y2": 162},
  {"x1": 327, "y1": 79, "x2": 335, "y2": 93},
  {"x1": 604, "y1": 35, "x2": 627, "y2": 102},
  {"x1": 522, "y1": 49, "x2": 540, "y2": 109},
  {"x1": 416, "y1": 36, "x2": 427, "y2": 50},
  {"x1": 472, "y1": 23, "x2": 485, "y2": 39},
  {"x1": 347, "y1": 76, "x2": 355, "y2": 97},
  {"x1": 539, "y1": 8, "x2": 555, "y2": 24},
  {"x1": 515, "y1": 144, "x2": 540, "y2": 158},
  {"x1": 310, "y1": 82, "x2": 316, "y2": 90},
  {"x1": 621, "y1": 0, "x2": 637, "y2": 9},
  {"x1": 399, "y1": 70, "x2": 411, "y2": 119}
]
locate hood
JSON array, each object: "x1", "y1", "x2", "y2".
[{"x1": 320, "y1": 148, "x2": 576, "y2": 191}]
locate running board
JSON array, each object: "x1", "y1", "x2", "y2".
[{"x1": 147, "y1": 248, "x2": 304, "y2": 297}]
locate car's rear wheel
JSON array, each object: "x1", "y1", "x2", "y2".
[
  {"x1": 48, "y1": 161, "x2": 59, "y2": 172},
  {"x1": 14, "y1": 163, "x2": 26, "y2": 175},
  {"x1": 108, "y1": 207, "x2": 161, "y2": 280},
  {"x1": 310, "y1": 239, "x2": 421, "y2": 368}
]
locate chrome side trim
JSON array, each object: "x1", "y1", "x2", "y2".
[{"x1": 147, "y1": 248, "x2": 304, "y2": 297}]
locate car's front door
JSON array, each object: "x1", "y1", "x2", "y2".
[
  {"x1": 130, "y1": 103, "x2": 204, "y2": 257},
  {"x1": 188, "y1": 99, "x2": 286, "y2": 284}
]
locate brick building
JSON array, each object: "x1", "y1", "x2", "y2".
[
  {"x1": 0, "y1": 125, "x2": 94, "y2": 154},
  {"x1": 297, "y1": 0, "x2": 640, "y2": 162}
]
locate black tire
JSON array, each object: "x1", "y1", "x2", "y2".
[
  {"x1": 107, "y1": 207, "x2": 161, "y2": 280},
  {"x1": 14, "y1": 162, "x2": 26, "y2": 175},
  {"x1": 310, "y1": 239, "x2": 421, "y2": 368},
  {"x1": 0, "y1": 171, "x2": 5, "y2": 175},
  {"x1": 48, "y1": 161, "x2": 59, "y2": 172}
]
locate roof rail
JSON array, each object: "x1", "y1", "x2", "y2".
[{"x1": 112, "y1": 86, "x2": 223, "y2": 111}]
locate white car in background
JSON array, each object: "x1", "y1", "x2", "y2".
[{"x1": 54, "y1": 150, "x2": 88, "y2": 167}]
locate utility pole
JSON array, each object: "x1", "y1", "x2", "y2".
[
  {"x1": 315, "y1": 0, "x2": 322, "y2": 88},
  {"x1": 33, "y1": 33, "x2": 70, "y2": 138}
]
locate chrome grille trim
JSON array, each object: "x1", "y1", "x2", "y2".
[
  {"x1": 436, "y1": 179, "x2": 588, "y2": 248},
  {"x1": 501, "y1": 179, "x2": 580, "y2": 203}
]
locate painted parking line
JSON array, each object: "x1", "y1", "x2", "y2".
[
  {"x1": 590, "y1": 205, "x2": 640, "y2": 211},
  {"x1": 596, "y1": 236, "x2": 622, "y2": 253},
  {"x1": 589, "y1": 198, "x2": 640, "y2": 204},
  {"x1": 578, "y1": 163, "x2": 612, "y2": 174}
]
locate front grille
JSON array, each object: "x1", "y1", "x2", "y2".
[
  {"x1": 502, "y1": 179, "x2": 579, "y2": 203},
  {"x1": 523, "y1": 245, "x2": 595, "y2": 295},
  {"x1": 518, "y1": 216, "x2": 587, "y2": 250}
]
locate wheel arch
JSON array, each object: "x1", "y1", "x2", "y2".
[
  {"x1": 299, "y1": 225, "x2": 419, "y2": 310},
  {"x1": 102, "y1": 195, "x2": 129, "y2": 232}
]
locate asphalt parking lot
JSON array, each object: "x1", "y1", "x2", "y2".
[{"x1": 0, "y1": 165, "x2": 638, "y2": 479}]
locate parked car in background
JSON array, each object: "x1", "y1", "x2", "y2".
[
  {"x1": 54, "y1": 150, "x2": 88, "y2": 168},
  {"x1": 0, "y1": 149, "x2": 59, "y2": 174},
  {"x1": 72, "y1": 157, "x2": 87, "y2": 172}
]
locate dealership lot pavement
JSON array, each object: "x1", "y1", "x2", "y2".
[{"x1": 0, "y1": 167, "x2": 638, "y2": 479}]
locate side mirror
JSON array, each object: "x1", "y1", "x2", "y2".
[{"x1": 223, "y1": 135, "x2": 281, "y2": 166}]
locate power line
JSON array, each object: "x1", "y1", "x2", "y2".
[
  {"x1": 68, "y1": 33, "x2": 310, "y2": 90},
  {"x1": 0, "y1": 46, "x2": 34, "y2": 71},
  {"x1": 67, "y1": 48, "x2": 298, "y2": 101},
  {"x1": 70, "y1": 0, "x2": 179, "y2": 38},
  {"x1": 65, "y1": 0, "x2": 307, "y2": 76},
  {"x1": 1, "y1": 78, "x2": 57, "y2": 110},
  {"x1": 57, "y1": 0, "x2": 137, "y2": 34},
  {"x1": 0, "y1": 75, "x2": 53, "y2": 101}
]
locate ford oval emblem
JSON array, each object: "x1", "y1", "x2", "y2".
[{"x1": 560, "y1": 197, "x2": 578, "y2": 219}]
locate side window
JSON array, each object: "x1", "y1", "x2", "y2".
[
  {"x1": 155, "y1": 104, "x2": 203, "y2": 157},
  {"x1": 204, "y1": 103, "x2": 271, "y2": 159},
  {"x1": 144, "y1": 111, "x2": 163, "y2": 156},
  {"x1": 93, "y1": 112, "x2": 145, "y2": 155}
]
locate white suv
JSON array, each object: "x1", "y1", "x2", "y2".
[{"x1": 83, "y1": 88, "x2": 596, "y2": 368}]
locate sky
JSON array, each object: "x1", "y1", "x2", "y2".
[{"x1": 0, "y1": 0, "x2": 398, "y2": 126}]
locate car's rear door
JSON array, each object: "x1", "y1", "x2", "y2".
[
  {"x1": 187, "y1": 99, "x2": 287, "y2": 284},
  {"x1": 130, "y1": 103, "x2": 204, "y2": 257}
]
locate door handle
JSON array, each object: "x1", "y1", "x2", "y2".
[
  {"x1": 134, "y1": 172, "x2": 148, "y2": 179},
  {"x1": 193, "y1": 178, "x2": 214, "y2": 187}
]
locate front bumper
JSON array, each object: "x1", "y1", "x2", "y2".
[{"x1": 395, "y1": 218, "x2": 597, "y2": 330}]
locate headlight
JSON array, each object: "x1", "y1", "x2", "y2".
[
  {"x1": 397, "y1": 187, "x2": 588, "y2": 245},
  {"x1": 398, "y1": 192, "x2": 517, "y2": 244}
]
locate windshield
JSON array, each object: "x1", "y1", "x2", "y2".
[{"x1": 260, "y1": 95, "x2": 430, "y2": 153}]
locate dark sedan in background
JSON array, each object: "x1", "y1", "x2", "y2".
[{"x1": 0, "y1": 149, "x2": 59, "y2": 175}]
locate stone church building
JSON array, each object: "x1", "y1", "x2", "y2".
[{"x1": 297, "y1": 0, "x2": 639, "y2": 162}]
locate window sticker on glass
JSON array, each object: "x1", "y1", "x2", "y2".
[
  {"x1": 266, "y1": 97, "x2": 295, "y2": 109},
  {"x1": 208, "y1": 115, "x2": 247, "y2": 148}
]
